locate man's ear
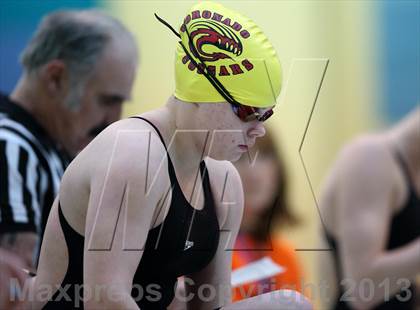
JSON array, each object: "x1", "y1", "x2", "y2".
[{"x1": 41, "y1": 60, "x2": 69, "y2": 95}]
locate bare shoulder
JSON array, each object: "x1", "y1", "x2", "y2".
[
  {"x1": 204, "y1": 158, "x2": 242, "y2": 199},
  {"x1": 87, "y1": 118, "x2": 167, "y2": 158},
  {"x1": 204, "y1": 158, "x2": 240, "y2": 176},
  {"x1": 74, "y1": 118, "x2": 168, "y2": 179},
  {"x1": 321, "y1": 135, "x2": 401, "y2": 226},
  {"x1": 204, "y1": 158, "x2": 243, "y2": 228},
  {"x1": 329, "y1": 134, "x2": 406, "y2": 216},
  {"x1": 332, "y1": 134, "x2": 397, "y2": 187},
  {"x1": 62, "y1": 118, "x2": 170, "y2": 209}
]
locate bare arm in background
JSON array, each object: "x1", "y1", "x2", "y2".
[{"x1": 335, "y1": 140, "x2": 420, "y2": 309}]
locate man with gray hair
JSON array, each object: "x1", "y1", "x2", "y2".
[{"x1": 0, "y1": 9, "x2": 138, "y2": 308}]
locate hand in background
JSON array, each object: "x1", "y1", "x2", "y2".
[{"x1": 0, "y1": 248, "x2": 28, "y2": 310}]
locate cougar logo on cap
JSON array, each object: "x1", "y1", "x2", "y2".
[
  {"x1": 174, "y1": 1, "x2": 282, "y2": 108},
  {"x1": 188, "y1": 20, "x2": 243, "y2": 62},
  {"x1": 180, "y1": 11, "x2": 254, "y2": 77}
]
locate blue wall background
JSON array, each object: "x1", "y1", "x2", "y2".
[{"x1": 380, "y1": 0, "x2": 420, "y2": 122}]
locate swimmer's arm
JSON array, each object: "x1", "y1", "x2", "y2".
[
  {"x1": 185, "y1": 162, "x2": 243, "y2": 310},
  {"x1": 337, "y1": 143, "x2": 420, "y2": 309},
  {"x1": 83, "y1": 135, "x2": 165, "y2": 309}
]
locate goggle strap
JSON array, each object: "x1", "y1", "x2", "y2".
[
  {"x1": 178, "y1": 43, "x2": 237, "y2": 105},
  {"x1": 155, "y1": 13, "x2": 181, "y2": 39},
  {"x1": 182, "y1": 26, "x2": 239, "y2": 105}
]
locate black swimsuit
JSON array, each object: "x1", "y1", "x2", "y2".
[
  {"x1": 325, "y1": 151, "x2": 420, "y2": 310},
  {"x1": 42, "y1": 117, "x2": 220, "y2": 309}
]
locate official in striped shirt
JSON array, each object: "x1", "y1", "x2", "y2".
[
  {"x1": 0, "y1": 92, "x2": 70, "y2": 240},
  {"x1": 0, "y1": 9, "x2": 138, "y2": 308}
]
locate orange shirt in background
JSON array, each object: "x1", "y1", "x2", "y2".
[{"x1": 232, "y1": 233, "x2": 304, "y2": 301}]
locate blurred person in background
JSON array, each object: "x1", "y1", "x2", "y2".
[
  {"x1": 0, "y1": 9, "x2": 138, "y2": 308},
  {"x1": 232, "y1": 129, "x2": 304, "y2": 301},
  {"x1": 319, "y1": 107, "x2": 420, "y2": 309}
]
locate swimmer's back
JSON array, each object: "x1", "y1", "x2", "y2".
[
  {"x1": 61, "y1": 118, "x2": 168, "y2": 233},
  {"x1": 32, "y1": 117, "x2": 170, "y2": 308}
]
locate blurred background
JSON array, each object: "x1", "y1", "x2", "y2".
[{"x1": 1, "y1": 0, "x2": 418, "y2": 307}]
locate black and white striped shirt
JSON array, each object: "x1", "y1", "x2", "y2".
[{"x1": 0, "y1": 93, "x2": 70, "y2": 237}]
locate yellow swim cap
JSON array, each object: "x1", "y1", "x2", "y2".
[{"x1": 173, "y1": 1, "x2": 282, "y2": 108}]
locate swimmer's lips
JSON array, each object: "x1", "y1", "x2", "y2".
[
  {"x1": 238, "y1": 145, "x2": 249, "y2": 151},
  {"x1": 238, "y1": 142, "x2": 254, "y2": 151}
]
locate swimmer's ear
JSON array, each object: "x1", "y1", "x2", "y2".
[{"x1": 42, "y1": 59, "x2": 69, "y2": 95}]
